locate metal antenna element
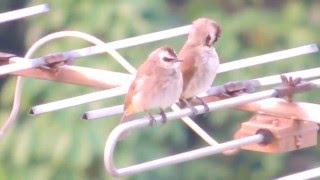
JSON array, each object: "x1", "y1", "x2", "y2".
[
  {"x1": 0, "y1": 31, "x2": 129, "y2": 140},
  {"x1": 275, "y1": 167, "x2": 320, "y2": 180},
  {"x1": 106, "y1": 133, "x2": 264, "y2": 176},
  {"x1": 103, "y1": 79, "x2": 320, "y2": 176},
  {"x1": 218, "y1": 44, "x2": 318, "y2": 73},
  {"x1": 0, "y1": 25, "x2": 191, "y2": 76},
  {"x1": 0, "y1": 4, "x2": 50, "y2": 23},
  {"x1": 83, "y1": 68, "x2": 320, "y2": 120},
  {"x1": 30, "y1": 44, "x2": 319, "y2": 115}
]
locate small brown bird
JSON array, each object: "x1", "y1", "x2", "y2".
[
  {"x1": 120, "y1": 46, "x2": 183, "y2": 126},
  {"x1": 179, "y1": 18, "x2": 221, "y2": 113}
]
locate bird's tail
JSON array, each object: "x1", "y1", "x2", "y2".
[
  {"x1": 120, "y1": 112, "x2": 135, "y2": 124},
  {"x1": 119, "y1": 112, "x2": 135, "y2": 140}
]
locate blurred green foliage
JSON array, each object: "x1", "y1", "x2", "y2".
[{"x1": 1, "y1": 0, "x2": 320, "y2": 179}]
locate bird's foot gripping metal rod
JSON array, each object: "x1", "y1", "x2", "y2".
[{"x1": 104, "y1": 79, "x2": 320, "y2": 176}]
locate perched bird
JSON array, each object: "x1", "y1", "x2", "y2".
[
  {"x1": 179, "y1": 18, "x2": 221, "y2": 113},
  {"x1": 120, "y1": 46, "x2": 183, "y2": 126}
]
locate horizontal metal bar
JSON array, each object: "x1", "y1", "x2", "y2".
[
  {"x1": 30, "y1": 86, "x2": 129, "y2": 115},
  {"x1": 4, "y1": 63, "x2": 133, "y2": 89},
  {"x1": 103, "y1": 90, "x2": 276, "y2": 173},
  {"x1": 218, "y1": 44, "x2": 318, "y2": 73},
  {"x1": 84, "y1": 90, "x2": 274, "y2": 121},
  {"x1": 105, "y1": 134, "x2": 264, "y2": 176},
  {"x1": 30, "y1": 45, "x2": 319, "y2": 116},
  {"x1": 0, "y1": 4, "x2": 50, "y2": 23},
  {"x1": 275, "y1": 167, "x2": 320, "y2": 180},
  {"x1": 101, "y1": 89, "x2": 277, "y2": 176},
  {"x1": 254, "y1": 67, "x2": 320, "y2": 86},
  {"x1": 104, "y1": 79, "x2": 320, "y2": 176},
  {"x1": 0, "y1": 54, "x2": 69, "y2": 76},
  {"x1": 83, "y1": 70, "x2": 320, "y2": 120},
  {"x1": 0, "y1": 26, "x2": 191, "y2": 76},
  {"x1": 104, "y1": 26, "x2": 191, "y2": 50},
  {"x1": 205, "y1": 67, "x2": 320, "y2": 96},
  {"x1": 82, "y1": 105, "x2": 124, "y2": 120}
]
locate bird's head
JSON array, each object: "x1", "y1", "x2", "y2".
[
  {"x1": 188, "y1": 18, "x2": 221, "y2": 47},
  {"x1": 152, "y1": 46, "x2": 182, "y2": 69}
]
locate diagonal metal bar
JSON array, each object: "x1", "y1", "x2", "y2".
[
  {"x1": 218, "y1": 44, "x2": 318, "y2": 73},
  {"x1": 29, "y1": 45, "x2": 319, "y2": 116},
  {"x1": 105, "y1": 133, "x2": 264, "y2": 176},
  {"x1": 83, "y1": 69, "x2": 320, "y2": 120},
  {"x1": 104, "y1": 79, "x2": 320, "y2": 176},
  {"x1": 0, "y1": 25, "x2": 190, "y2": 76},
  {"x1": 29, "y1": 86, "x2": 130, "y2": 115},
  {"x1": 275, "y1": 167, "x2": 320, "y2": 180},
  {"x1": 0, "y1": 4, "x2": 50, "y2": 24}
]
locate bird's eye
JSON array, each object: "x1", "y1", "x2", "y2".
[{"x1": 205, "y1": 35, "x2": 211, "y2": 46}]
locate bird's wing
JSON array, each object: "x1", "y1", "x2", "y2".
[
  {"x1": 124, "y1": 60, "x2": 154, "y2": 113},
  {"x1": 179, "y1": 46, "x2": 198, "y2": 93}
]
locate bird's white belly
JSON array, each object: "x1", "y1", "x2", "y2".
[
  {"x1": 149, "y1": 76, "x2": 182, "y2": 109},
  {"x1": 132, "y1": 72, "x2": 182, "y2": 111},
  {"x1": 183, "y1": 52, "x2": 219, "y2": 98}
]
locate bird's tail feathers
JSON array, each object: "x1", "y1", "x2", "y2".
[
  {"x1": 119, "y1": 112, "x2": 135, "y2": 140},
  {"x1": 120, "y1": 112, "x2": 135, "y2": 124}
]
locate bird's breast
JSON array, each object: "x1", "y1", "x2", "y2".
[
  {"x1": 131, "y1": 69, "x2": 182, "y2": 111},
  {"x1": 182, "y1": 48, "x2": 219, "y2": 98}
]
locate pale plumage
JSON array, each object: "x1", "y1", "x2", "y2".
[
  {"x1": 179, "y1": 18, "x2": 221, "y2": 112},
  {"x1": 121, "y1": 46, "x2": 183, "y2": 126}
]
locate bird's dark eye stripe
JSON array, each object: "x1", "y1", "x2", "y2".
[{"x1": 205, "y1": 35, "x2": 211, "y2": 46}]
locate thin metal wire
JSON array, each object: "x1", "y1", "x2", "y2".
[
  {"x1": 0, "y1": 4, "x2": 50, "y2": 24},
  {"x1": 275, "y1": 167, "x2": 320, "y2": 180}
]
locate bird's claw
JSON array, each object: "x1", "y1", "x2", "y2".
[
  {"x1": 194, "y1": 96, "x2": 209, "y2": 113},
  {"x1": 159, "y1": 108, "x2": 167, "y2": 124},
  {"x1": 147, "y1": 112, "x2": 156, "y2": 126},
  {"x1": 180, "y1": 98, "x2": 198, "y2": 115}
]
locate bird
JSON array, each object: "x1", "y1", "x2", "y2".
[
  {"x1": 179, "y1": 17, "x2": 221, "y2": 114},
  {"x1": 120, "y1": 46, "x2": 183, "y2": 127}
]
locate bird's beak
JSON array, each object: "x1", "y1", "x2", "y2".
[{"x1": 173, "y1": 59, "x2": 183, "y2": 63}]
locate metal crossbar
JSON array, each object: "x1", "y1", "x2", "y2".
[
  {"x1": 103, "y1": 79, "x2": 320, "y2": 176},
  {"x1": 0, "y1": 4, "x2": 49, "y2": 23},
  {"x1": 29, "y1": 44, "x2": 319, "y2": 115},
  {"x1": 275, "y1": 167, "x2": 320, "y2": 180}
]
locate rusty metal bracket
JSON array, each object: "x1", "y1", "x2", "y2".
[{"x1": 275, "y1": 75, "x2": 317, "y2": 101}]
